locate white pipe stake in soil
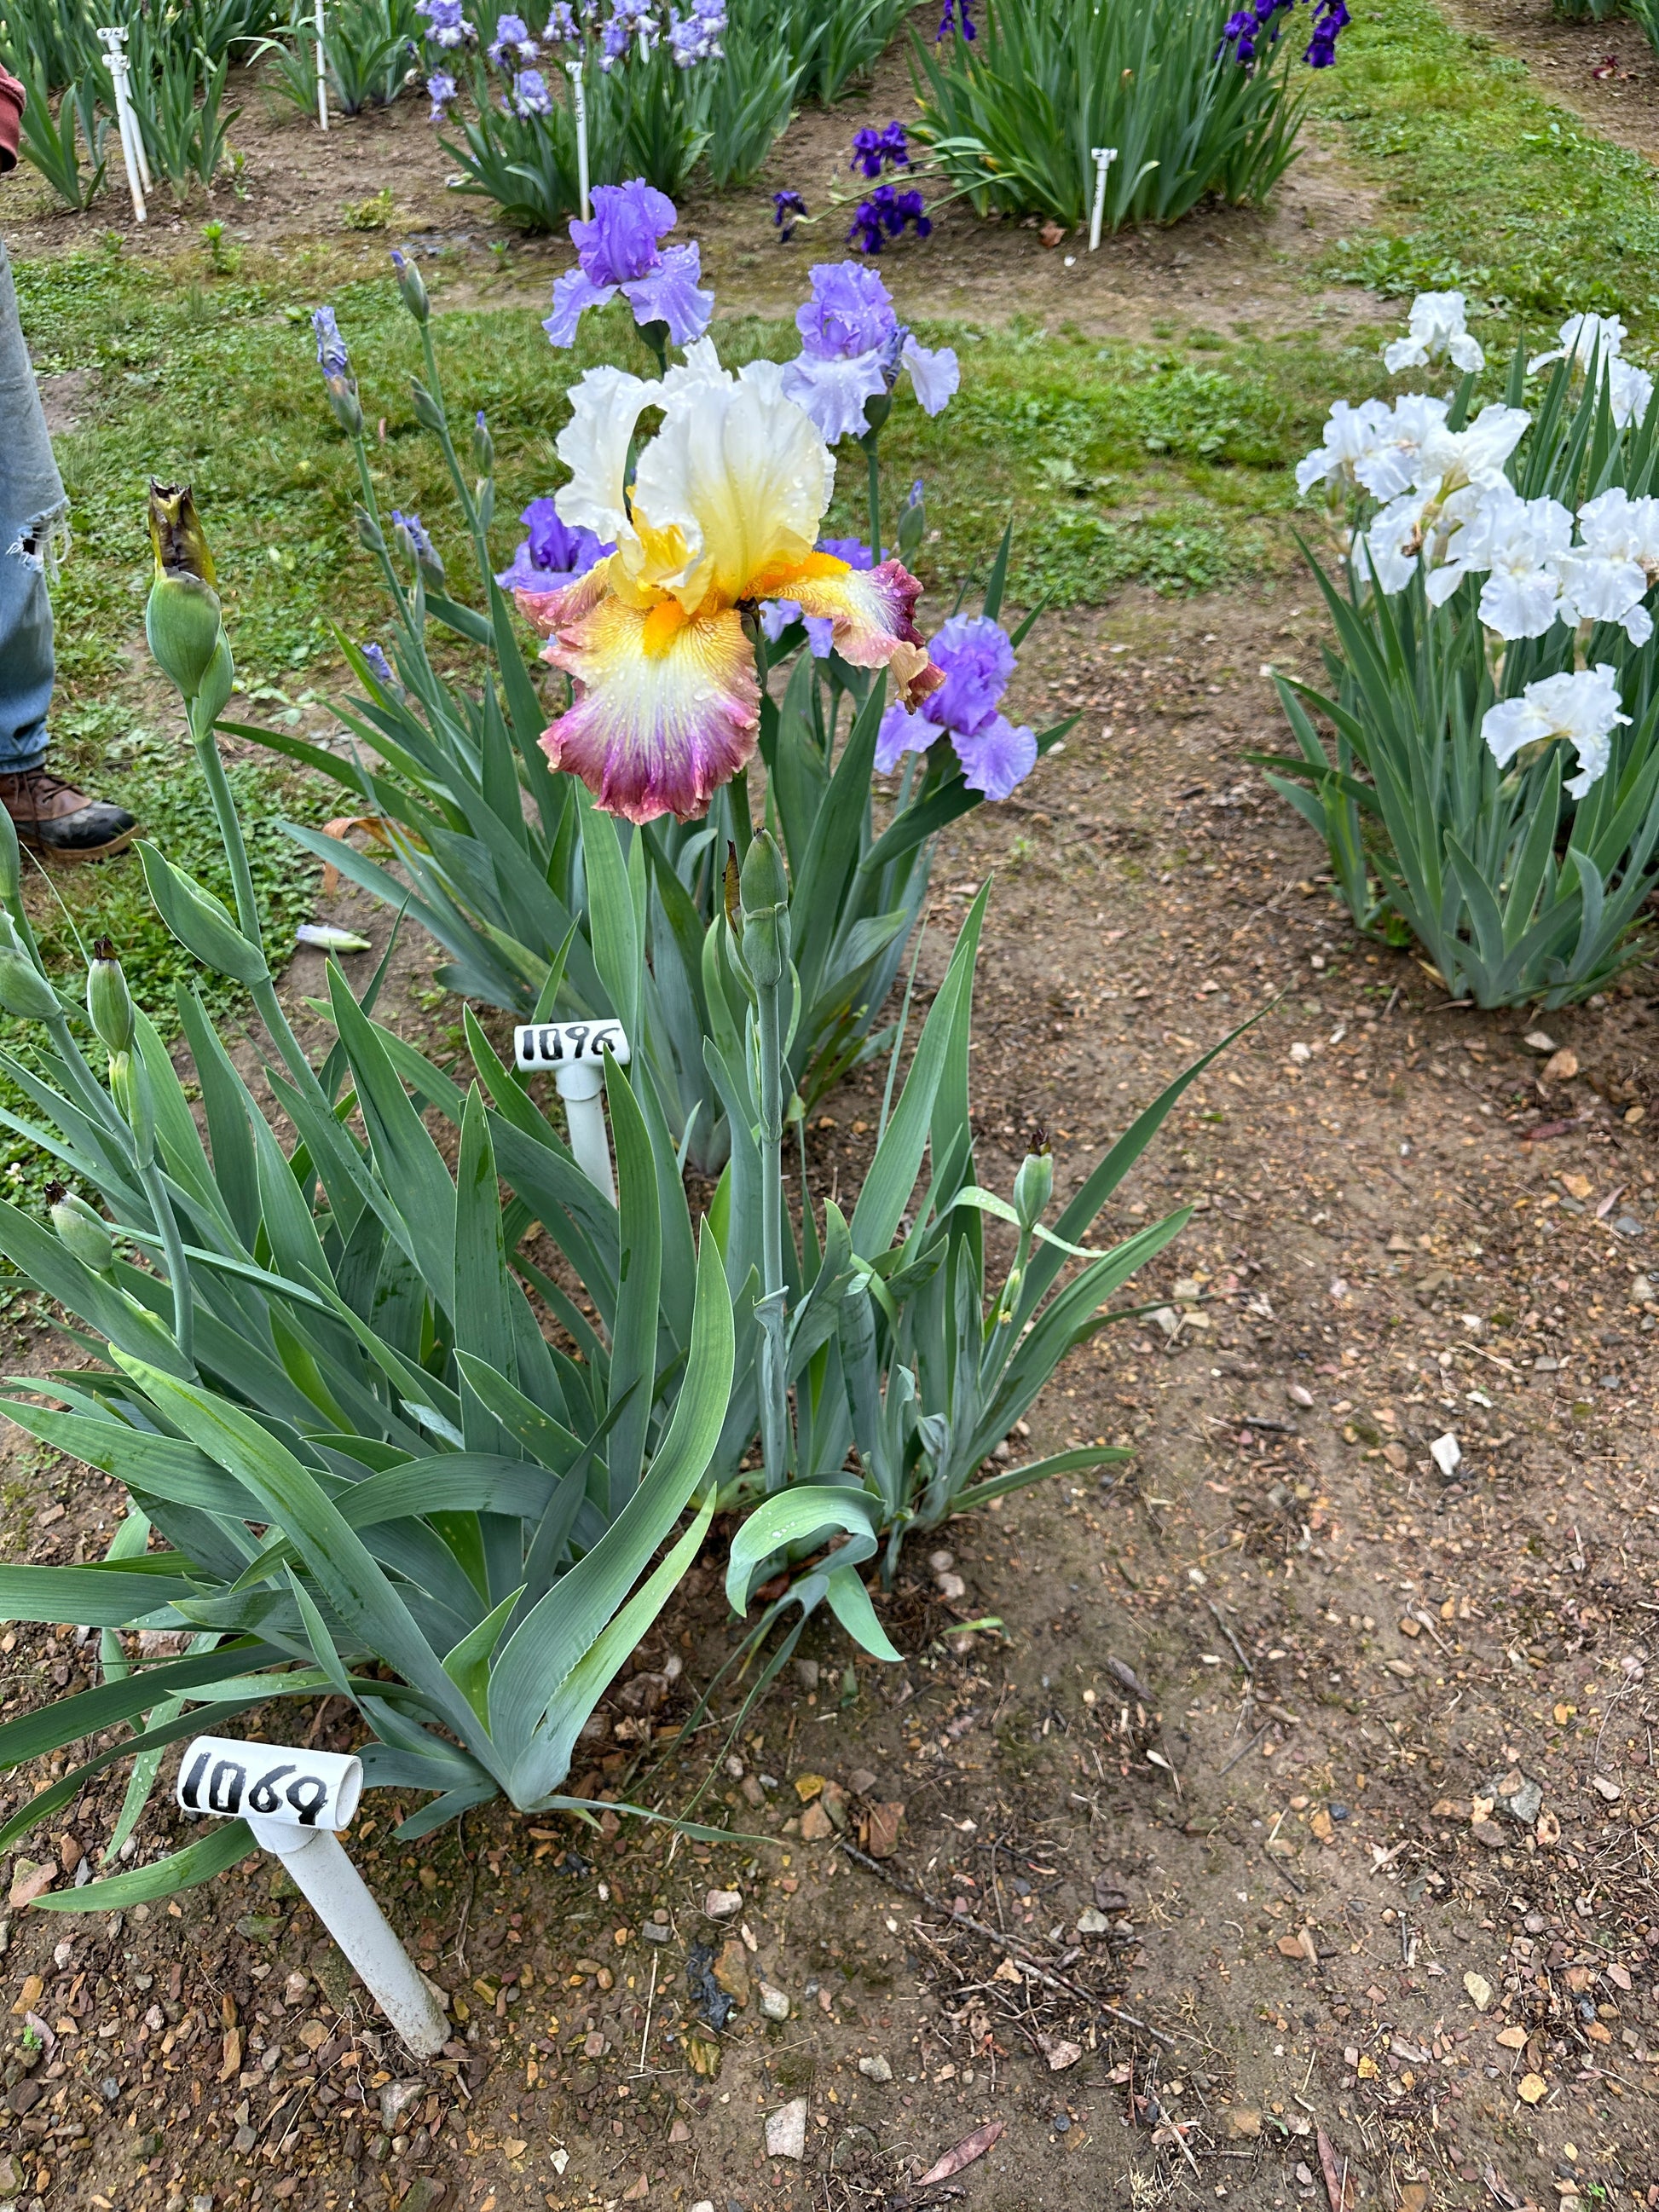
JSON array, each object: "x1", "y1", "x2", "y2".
[
  {"x1": 177, "y1": 1736, "x2": 447, "y2": 2059},
  {"x1": 513, "y1": 1019, "x2": 628, "y2": 1204},
  {"x1": 98, "y1": 30, "x2": 147, "y2": 223},
  {"x1": 315, "y1": 0, "x2": 329, "y2": 130},
  {"x1": 568, "y1": 60, "x2": 590, "y2": 222},
  {"x1": 1089, "y1": 147, "x2": 1117, "y2": 253}
]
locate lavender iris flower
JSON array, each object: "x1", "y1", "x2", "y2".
[
  {"x1": 545, "y1": 0, "x2": 577, "y2": 34},
  {"x1": 876, "y1": 613, "x2": 1036, "y2": 802},
  {"x1": 362, "y1": 642, "x2": 396, "y2": 685},
  {"x1": 487, "y1": 9, "x2": 537, "y2": 62},
  {"x1": 817, "y1": 535, "x2": 875, "y2": 569},
  {"x1": 416, "y1": 0, "x2": 474, "y2": 45},
  {"x1": 426, "y1": 67, "x2": 458, "y2": 114},
  {"x1": 759, "y1": 598, "x2": 803, "y2": 643},
  {"x1": 542, "y1": 178, "x2": 714, "y2": 349},
  {"x1": 312, "y1": 304, "x2": 350, "y2": 378},
  {"x1": 507, "y1": 66, "x2": 553, "y2": 113},
  {"x1": 668, "y1": 0, "x2": 725, "y2": 65},
  {"x1": 495, "y1": 497, "x2": 614, "y2": 592},
  {"x1": 782, "y1": 262, "x2": 960, "y2": 443}
]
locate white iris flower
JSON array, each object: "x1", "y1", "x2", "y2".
[
  {"x1": 1383, "y1": 291, "x2": 1485, "y2": 377},
  {"x1": 1482, "y1": 664, "x2": 1628, "y2": 800}
]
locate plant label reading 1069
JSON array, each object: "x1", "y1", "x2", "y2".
[
  {"x1": 513, "y1": 1019, "x2": 631, "y2": 1071},
  {"x1": 175, "y1": 1736, "x2": 363, "y2": 1831}
]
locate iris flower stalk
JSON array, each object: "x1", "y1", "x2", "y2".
[{"x1": 735, "y1": 832, "x2": 793, "y2": 1492}]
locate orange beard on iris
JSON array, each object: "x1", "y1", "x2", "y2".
[{"x1": 517, "y1": 552, "x2": 940, "y2": 826}]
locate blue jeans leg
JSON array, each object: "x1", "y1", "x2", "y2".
[{"x1": 0, "y1": 546, "x2": 53, "y2": 775}]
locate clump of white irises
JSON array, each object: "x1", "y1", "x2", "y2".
[{"x1": 1297, "y1": 293, "x2": 1656, "y2": 801}]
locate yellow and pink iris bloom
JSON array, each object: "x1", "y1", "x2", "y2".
[{"x1": 514, "y1": 342, "x2": 940, "y2": 825}]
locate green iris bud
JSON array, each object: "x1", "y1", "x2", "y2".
[
  {"x1": 109, "y1": 1048, "x2": 156, "y2": 1160},
  {"x1": 48, "y1": 1183, "x2": 115, "y2": 1275},
  {"x1": 145, "y1": 482, "x2": 225, "y2": 703},
  {"x1": 390, "y1": 246, "x2": 429, "y2": 325},
  {"x1": 471, "y1": 410, "x2": 494, "y2": 476},
  {"x1": 737, "y1": 829, "x2": 791, "y2": 990},
  {"x1": 0, "y1": 915, "x2": 59, "y2": 1023},
  {"x1": 194, "y1": 632, "x2": 236, "y2": 735},
  {"x1": 87, "y1": 937, "x2": 135, "y2": 1054},
  {"x1": 410, "y1": 378, "x2": 446, "y2": 436},
  {"x1": 0, "y1": 800, "x2": 20, "y2": 908},
  {"x1": 1012, "y1": 1126, "x2": 1054, "y2": 1233},
  {"x1": 137, "y1": 844, "x2": 269, "y2": 987}
]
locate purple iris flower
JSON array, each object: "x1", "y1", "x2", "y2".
[
  {"x1": 416, "y1": 0, "x2": 473, "y2": 45},
  {"x1": 773, "y1": 188, "x2": 807, "y2": 240},
  {"x1": 668, "y1": 0, "x2": 725, "y2": 65},
  {"x1": 782, "y1": 261, "x2": 960, "y2": 443},
  {"x1": 487, "y1": 9, "x2": 536, "y2": 63},
  {"x1": 759, "y1": 598, "x2": 802, "y2": 643},
  {"x1": 937, "y1": 0, "x2": 974, "y2": 35},
  {"x1": 312, "y1": 305, "x2": 350, "y2": 378},
  {"x1": 817, "y1": 535, "x2": 875, "y2": 569},
  {"x1": 876, "y1": 614, "x2": 1035, "y2": 802},
  {"x1": 362, "y1": 642, "x2": 396, "y2": 685},
  {"x1": 1305, "y1": 0, "x2": 1348, "y2": 65},
  {"x1": 507, "y1": 66, "x2": 552, "y2": 113},
  {"x1": 847, "y1": 182, "x2": 931, "y2": 256},
  {"x1": 851, "y1": 122, "x2": 909, "y2": 180},
  {"x1": 495, "y1": 497, "x2": 613, "y2": 592},
  {"x1": 545, "y1": 0, "x2": 576, "y2": 34},
  {"x1": 426, "y1": 68, "x2": 458, "y2": 115},
  {"x1": 542, "y1": 178, "x2": 714, "y2": 348}
]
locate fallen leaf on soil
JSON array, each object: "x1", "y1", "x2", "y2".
[
  {"x1": 992, "y1": 1957, "x2": 1024, "y2": 1984},
  {"x1": 713, "y1": 1940, "x2": 749, "y2": 2007},
  {"x1": 9, "y1": 1977, "x2": 41, "y2": 2018},
  {"x1": 685, "y1": 2031, "x2": 720, "y2": 2078},
  {"x1": 916, "y1": 2120, "x2": 1004, "y2": 2185},
  {"x1": 864, "y1": 1801, "x2": 904, "y2": 1858},
  {"x1": 1495, "y1": 2026, "x2": 1528, "y2": 2048},
  {"x1": 1431, "y1": 1798, "x2": 1470, "y2": 1819},
  {"x1": 1316, "y1": 2126, "x2": 1356, "y2": 2212},
  {"x1": 1398, "y1": 2187, "x2": 1428, "y2": 2212},
  {"x1": 1310, "y1": 1810, "x2": 1333, "y2": 1841},
  {"x1": 1463, "y1": 1972, "x2": 1493, "y2": 2011},
  {"x1": 1038, "y1": 2036, "x2": 1082, "y2": 2071},
  {"x1": 1517, "y1": 2074, "x2": 1549, "y2": 2105},
  {"x1": 1535, "y1": 1811, "x2": 1561, "y2": 1846},
  {"x1": 1039, "y1": 221, "x2": 1065, "y2": 248}
]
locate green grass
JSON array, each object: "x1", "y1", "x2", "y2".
[{"x1": 1307, "y1": 0, "x2": 1659, "y2": 325}]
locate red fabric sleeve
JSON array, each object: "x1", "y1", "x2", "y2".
[{"x1": 0, "y1": 66, "x2": 23, "y2": 173}]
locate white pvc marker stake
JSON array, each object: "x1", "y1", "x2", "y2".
[
  {"x1": 315, "y1": 0, "x2": 329, "y2": 130},
  {"x1": 98, "y1": 28, "x2": 147, "y2": 223},
  {"x1": 513, "y1": 1018, "x2": 627, "y2": 1203},
  {"x1": 567, "y1": 59, "x2": 590, "y2": 222},
  {"x1": 177, "y1": 1736, "x2": 448, "y2": 2058},
  {"x1": 1089, "y1": 146, "x2": 1118, "y2": 253}
]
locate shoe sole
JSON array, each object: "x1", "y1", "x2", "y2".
[{"x1": 18, "y1": 827, "x2": 139, "y2": 863}]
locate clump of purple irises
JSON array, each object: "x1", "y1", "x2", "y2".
[
  {"x1": 1221, "y1": 0, "x2": 1347, "y2": 69},
  {"x1": 851, "y1": 121, "x2": 910, "y2": 180},
  {"x1": 848, "y1": 182, "x2": 931, "y2": 256}
]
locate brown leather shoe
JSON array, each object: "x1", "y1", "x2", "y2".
[{"x1": 0, "y1": 767, "x2": 137, "y2": 860}]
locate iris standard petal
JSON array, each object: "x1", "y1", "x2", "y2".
[
  {"x1": 535, "y1": 588, "x2": 760, "y2": 825},
  {"x1": 553, "y1": 366, "x2": 658, "y2": 543}
]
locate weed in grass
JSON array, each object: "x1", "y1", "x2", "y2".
[{"x1": 342, "y1": 185, "x2": 396, "y2": 230}]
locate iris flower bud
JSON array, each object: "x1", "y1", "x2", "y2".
[
  {"x1": 410, "y1": 378, "x2": 446, "y2": 436},
  {"x1": 0, "y1": 799, "x2": 20, "y2": 907},
  {"x1": 109, "y1": 1048, "x2": 156, "y2": 1160},
  {"x1": 737, "y1": 829, "x2": 791, "y2": 989},
  {"x1": 897, "y1": 477, "x2": 926, "y2": 563},
  {"x1": 471, "y1": 409, "x2": 494, "y2": 475},
  {"x1": 87, "y1": 937, "x2": 135, "y2": 1054},
  {"x1": 145, "y1": 482, "x2": 224, "y2": 702},
  {"x1": 1012, "y1": 1125, "x2": 1054, "y2": 1233},
  {"x1": 0, "y1": 915, "x2": 58, "y2": 1022},
  {"x1": 48, "y1": 1183, "x2": 115, "y2": 1275},
  {"x1": 390, "y1": 246, "x2": 430, "y2": 324}
]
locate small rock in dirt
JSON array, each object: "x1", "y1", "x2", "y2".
[
  {"x1": 1039, "y1": 2035, "x2": 1083, "y2": 2071},
  {"x1": 380, "y1": 2079, "x2": 424, "y2": 2132},
  {"x1": 1287, "y1": 1382, "x2": 1314, "y2": 1408},
  {"x1": 1543, "y1": 1048, "x2": 1579, "y2": 1083},
  {"x1": 858, "y1": 2053, "x2": 893, "y2": 2082},
  {"x1": 1227, "y1": 2109, "x2": 1262, "y2": 2138},
  {"x1": 759, "y1": 1984, "x2": 790, "y2": 2020},
  {"x1": 1496, "y1": 2026, "x2": 1528, "y2": 2049},
  {"x1": 1398, "y1": 2186, "x2": 1429, "y2": 2212},
  {"x1": 7, "y1": 2076, "x2": 42, "y2": 2115},
  {"x1": 400, "y1": 2183, "x2": 446, "y2": 2212},
  {"x1": 1429, "y1": 1434, "x2": 1461, "y2": 1478},
  {"x1": 935, "y1": 1571, "x2": 967, "y2": 1600},
  {"x1": 766, "y1": 2097, "x2": 808, "y2": 2160},
  {"x1": 705, "y1": 1889, "x2": 743, "y2": 1919},
  {"x1": 8, "y1": 1857, "x2": 56, "y2": 1909},
  {"x1": 644, "y1": 1919, "x2": 672, "y2": 1943},
  {"x1": 685, "y1": 1944, "x2": 734, "y2": 2032},
  {"x1": 864, "y1": 1801, "x2": 904, "y2": 1858},
  {"x1": 830, "y1": 2125, "x2": 880, "y2": 2171},
  {"x1": 233, "y1": 2125, "x2": 258, "y2": 2154},
  {"x1": 928, "y1": 1550, "x2": 955, "y2": 1573},
  {"x1": 691, "y1": 2202, "x2": 715, "y2": 2212},
  {"x1": 1471, "y1": 1819, "x2": 1506, "y2": 1847},
  {"x1": 794, "y1": 1659, "x2": 819, "y2": 1692},
  {"x1": 800, "y1": 1802, "x2": 835, "y2": 1842},
  {"x1": 1592, "y1": 1775, "x2": 1621, "y2": 1801},
  {"x1": 1492, "y1": 1773, "x2": 1543, "y2": 1825},
  {"x1": 1523, "y1": 1029, "x2": 1558, "y2": 1054},
  {"x1": 1517, "y1": 2073, "x2": 1549, "y2": 2104},
  {"x1": 713, "y1": 1939, "x2": 750, "y2": 2007},
  {"x1": 1038, "y1": 220, "x2": 1065, "y2": 248},
  {"x1": 1463, "y1": 1972, "x2": 1493, "y2": 2012},
  {"x1": 848, "y1": 1768, "x2": 878, "y2": 1795},
  {"x1": 1076, "y1": 1909, "x2": 1113, "y2": 1937}
]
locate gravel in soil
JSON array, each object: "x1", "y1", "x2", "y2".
[{"x1": 2, "y1": 580, "x2": 1657, "y2": 2212}]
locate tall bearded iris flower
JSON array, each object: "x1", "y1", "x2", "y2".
[
  {"x1": 514, "y1": 342, "x2": 939, "y2": 824},
  {"x1": 875, "y1": 613, "x2": 1036, "y2": 802},
  {"x1": 782, "y1": 263, "x2": 958, "y2": 445},
  {"x1": 542, "y1": 181, "x2": 714, "y2": 355}
]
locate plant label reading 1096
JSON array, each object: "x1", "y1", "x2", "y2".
[{"x1": 512, "y1": 1019, "x2": 630, "y2": 1070}]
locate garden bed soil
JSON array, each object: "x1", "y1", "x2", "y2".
[
  {"x1": 0, "y1": 580, "x2": 1656, "y2": 2212},
  {"x1": 1443, "y1": 0, "x2": 1659, "y2": 162}
]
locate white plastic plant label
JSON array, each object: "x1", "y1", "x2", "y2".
[
  {"x1": 513, "y1": 1019, "x2": 630, "y2": 1071},
  {"x1": 176, "y1": 1738, "x2": 363, "y2": 1831}
]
